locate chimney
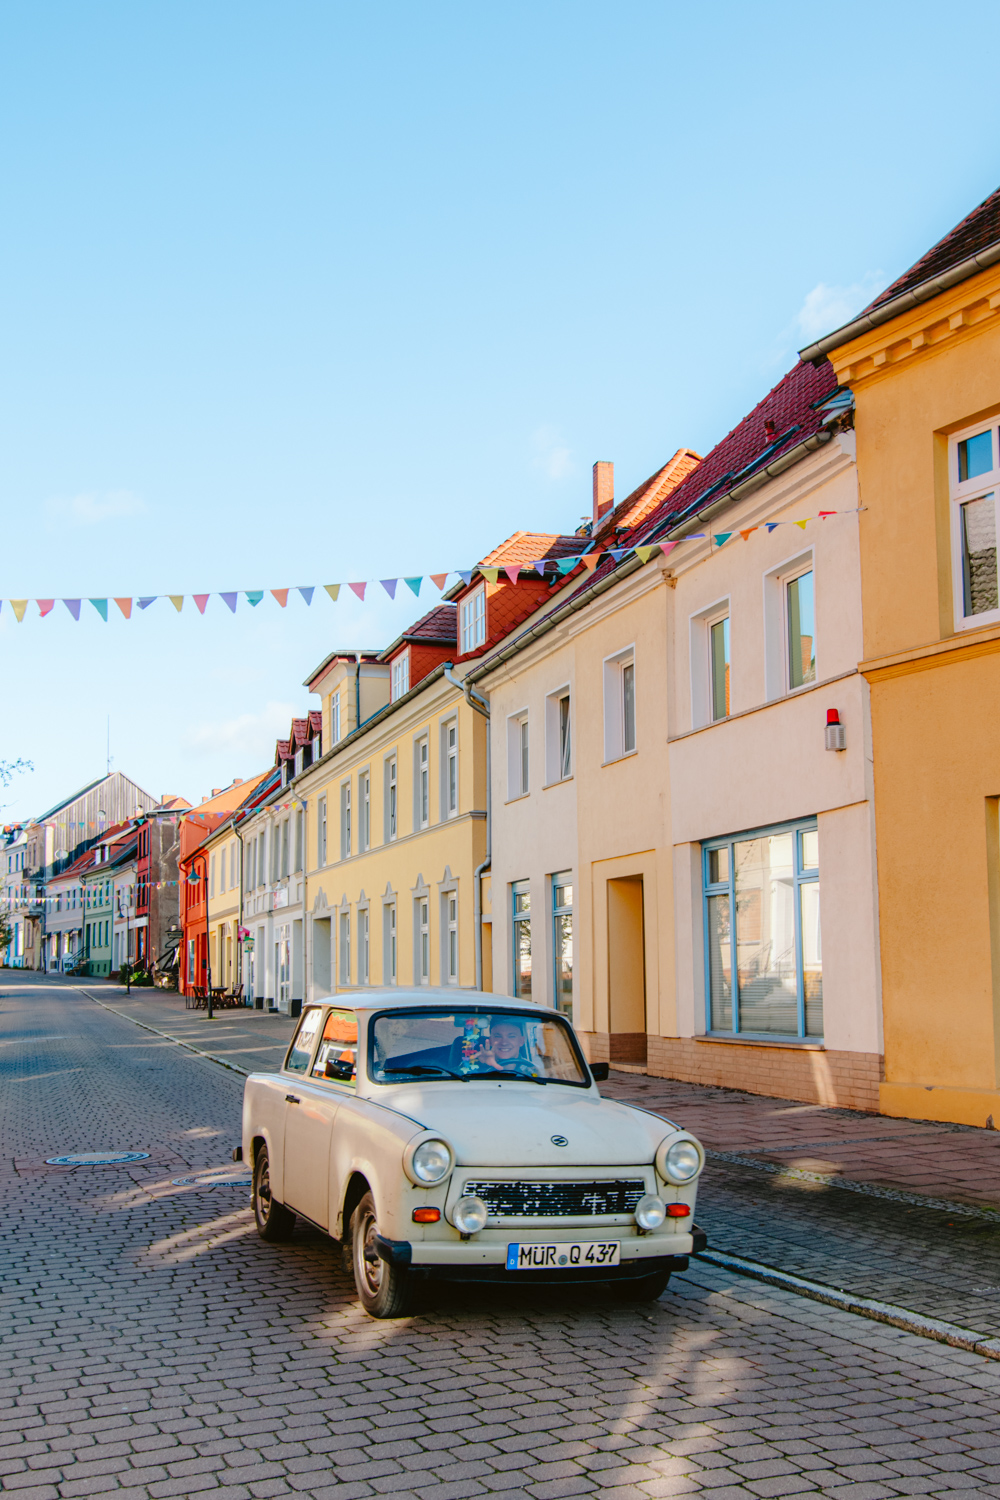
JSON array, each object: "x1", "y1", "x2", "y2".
[
  {"x1": 211, "y1": 787, "x2": 222, "y2": 797},
  {"x1": 232, "y1": 777, "x2": 243, "y2": 786},
  {"x1": 201, "y1": 795, "x2": 208, "y2": 804},
  {"x1": 593, "y1": 461, "x2": 614, "y2": 526}
]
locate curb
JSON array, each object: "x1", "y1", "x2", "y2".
[
  {"x1": 79, "y1": 989, "x2": 251, "y2": 1078},
  {"x1": 698, "y1": 1248, "x2": 1000, "y2": 1361}
]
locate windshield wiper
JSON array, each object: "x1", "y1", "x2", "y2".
[
  {"x1": 487, "y1": 1070, "x2": 548, "y2": 1084},
  {"x1": 381, "y1": 1064, "x2": 469, "y2": 1081}
]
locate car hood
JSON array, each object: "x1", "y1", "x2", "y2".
[{"x1": 382, "y1": 1081, "x2": 677, "y2": 1167}]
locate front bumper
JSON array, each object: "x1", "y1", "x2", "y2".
[{"x1": 375, "y1": 1224, "x2": 707, "y2": 1282}]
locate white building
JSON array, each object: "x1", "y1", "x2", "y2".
[{"x1": 2, "y1": 826, "x2": 29, "y2": 966}]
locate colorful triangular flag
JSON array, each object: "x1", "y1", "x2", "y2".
[
  {"x1": 766, "y1": 523, "x2": 779, "y2": 533},
  {"x1": 381, "y1": 579, "x2": 397, "y2": 599},
  {"x1": 504, "y1": 566, "x2": 521, "y2": 586},
  {"x1": 713, "y1": 534, "x2": 733, "y2": 547},
  {"x1": 37, "y1": 599, "x2": 55, "y2": 617},
  {"x1": 193, "y1": 594, "x2": 209, "y2": 614},
  {"x1": 480, "y1": 567, "x2": 500, "y2": 584},
  {"x1": 557, "y1": 558, "x2": 577, "y2": 574},
  {"x1": 324, "y1": 584, "x2": 341, "y2": 603},
  {"x1": 298, "y1": 587, "x2": 314, "y2": 606},
  {"x1": 138, "y1": 597, "x2": 157, "y2": 609},
  {"x1": 271, "y1": 589, "x2": 289, "y2": 607},
  {"x1": 90, "y1": 598, "x2": 108, "y2": 621},
  {"x1": 246, "y1": 591, "x2": 264, "y2": 606},
  {"x1": 607, "y1": 548, "x2": 626, "y2": 563},
  {"x1": 634, "y1": 545, "x2": 659, "y2": 564},
  {"x1": 430, "y1": 573, "x2": 448, "y2": 591},
  {"x1": 457, "y1": 571, "x2": 474, "y2": 588},
  {"x1": 404, "y1": 577, "x2": 422, "y2": 596},
  {"x1": 349, "y1": 581, "x2": 367, "y2": 601},
  {"x1": 819, "y1": 510, "x2": 836, "y2": 519},
  {"x1": 114, "y1": 598, "x2": 132, "y2": 619},
  {"x1": 533, "y1": 561, "x2": 549, "y2": 576},
  {"x1": 169, "y1": 595, "x2": 184, "y2": 612},
  {"x1": 580, "y1": 553, "x2": 602, "y2": 570},
  {"x1": 10, "y1": 599, "x2": 27, "y2": 622},
  {"x1": 63, "y1": 599, "x2": 81, "y2": 620},
  {"x1": 221, "y1": 592, "x2": 238, "y2": 613},
  {"x1": 795, "y1": 520, "x2": 808, "y2": 531},
  {"x1": 738, "y1": 528, "x2": 757, "y2": 542}
]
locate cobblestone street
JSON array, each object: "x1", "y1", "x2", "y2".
[{"x1": 6, "y1": 977, "x2": 1000, "y2": 1500}]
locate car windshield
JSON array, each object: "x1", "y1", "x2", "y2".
[{"x1": 370, "y1": 1009, "x2": 589, "y2": 1086}]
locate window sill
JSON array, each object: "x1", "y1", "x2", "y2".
[
  {"x1": 601, "y1": 749, "x2": 638, "y2": 767},
  {"x1": 696, "y1": 1032, "x2": 825, "y2": 1050},
  {"x1": 542, "y1": 775, "x2": 573, "y2": 790},
  {"x1": 504, "y1": 792, "x2": 530, "y2": 805}
]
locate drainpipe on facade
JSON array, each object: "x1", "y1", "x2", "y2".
[
  {"x1": 354, "y1": 652, "x2": 363, "y2": 733},
  {"x1": 442, "y1": 665, "x2": 491, "y2": 992}
]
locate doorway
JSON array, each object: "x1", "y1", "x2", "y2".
[{"x1": 607, "y1": 875, "x2": 647, "y2": 1064}]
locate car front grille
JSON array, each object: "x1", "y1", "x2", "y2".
[{"x1": 462, "y1": 1179, "x2": 646, "y2": 1218}]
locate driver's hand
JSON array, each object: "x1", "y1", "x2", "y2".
[{"x1": 475, "y1": 1043, "x2": 502, "y2": 1070}]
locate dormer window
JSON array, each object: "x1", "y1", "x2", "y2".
[
  {"x1": 295, "y1": 748, "x2": 304, "y2": 776},
  {"x1": 392, "y1": 651, "x2": 410, "y2": 701},
  {"x1": 311, "y1": 733, "x2": 321, "y2": 761},
  {"x1": 460, "y1": 586, "x2": 486, "y2": 653}
]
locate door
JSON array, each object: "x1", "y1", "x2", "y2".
[
  {"x1": 283, "y1": 1007, "x2": 358, "y2": 1230},
  {"x1": 607, "y1": 875, "x2": 647, "y2": 1064}
]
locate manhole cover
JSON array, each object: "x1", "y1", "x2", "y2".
[
  {"x1": 171, "y1": 1174, "x2": 252, "y2": 1187},
  {"x1": 46, "y1": 1151, "x2": 151, "y2": 1166}
]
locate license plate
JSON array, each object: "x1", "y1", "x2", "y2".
[{"x1": 506, "y1": 1241, "x2": 621, "y2": 1270}]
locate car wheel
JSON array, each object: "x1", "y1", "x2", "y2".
[
  {"x1": 613, "y1": 1270, "x2": 671, "y2": 1301},
  {"x1": 351, "y1": 1190, "x2": 413, "y2": 1318},
  {"x1": 252, "y1": 1144, "x2": 296, "y2": 1242}
]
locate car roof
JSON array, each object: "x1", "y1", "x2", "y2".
[{"x1": 303, "y1": 988, "x2": 552, "y2": 1016}]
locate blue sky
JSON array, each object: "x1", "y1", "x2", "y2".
[{"x1": 3, "y1": 0, "x2": 1000, "y2": 818}]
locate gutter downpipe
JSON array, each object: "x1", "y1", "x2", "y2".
[
  {"x1": 354, "y1": 652, "x2": 363, "y2": 733},
  {"x1": 443, "y1": 665, "x2": 491, "y2": 992}
]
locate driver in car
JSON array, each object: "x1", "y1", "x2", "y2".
[{"x1": 475, "y1": 1019, "x2": 531, "y2": 1072}]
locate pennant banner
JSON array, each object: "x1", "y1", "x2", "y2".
[{"x1": 0, "y1": 512, "x2": 863, "y2": 622}]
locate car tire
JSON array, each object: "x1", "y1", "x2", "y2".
[
  {"x1": 252, "y1": 1144, "x2": 296, "y2": 1242},
  {"x1": 613, "y1": 1270, "x2": 671, "y2": 1301},
  {"x1": 351, "y1": 1190, "x2": 413, "y2": 1317}
]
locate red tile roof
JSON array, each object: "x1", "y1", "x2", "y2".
[
  {"x1": 865, "y1": 186, "x2": 1000, "y2": 313},
  {"x1": 594, "y1": 448, "x2": 702, "y2": 541},
  {"x1": 480, "y1": 532, "x2": 585, "y2": 568},
  {"x1": 378, "y1": 604, "x2": 457, "y2": 662}
]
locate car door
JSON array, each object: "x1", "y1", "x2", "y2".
[{"x1": 283, "y1": 1007, "x2": 358, "y2": 1230}]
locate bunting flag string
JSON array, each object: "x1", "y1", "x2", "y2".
[{"x1": 0, "y1": 509, "x2": 863, "y2": 620}]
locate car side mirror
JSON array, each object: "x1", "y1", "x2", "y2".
[{"x1": 590, "y1": 1061, "x2": 609, "y2": 1082}]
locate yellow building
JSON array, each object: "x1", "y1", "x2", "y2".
[
  {"x1": 202, "y1": 818, "x2": 244, "y2": 997},
  {"x1": 297, "y1": 608, "x2": 491, "y2": 997},
  {"x1": 802, "y1": 185, "x2": 1000, "y2": 1126}
]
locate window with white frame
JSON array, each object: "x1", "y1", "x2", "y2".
[
  {"x1": 603, "y1": 647, "x2": 636, "y2": 761},
  {"x1": 231, "y1": 841, "x2": 238, "y2": 888},
  {"x1": 220, "y1": 847, "x2": 227, "y2": 892},
  {"x1": 690, "y1": 600, "x2": 731, "y2": 728},
  {"x1": 391, "y1": 651, "x2": 410, "y2": 701},
  {"x1": 415, "y1": 895, "x2": 430, "y2": 984},
  {"x1": 507, "y1": 711, "x2": 529, "y2": 798},
  {"x1": 317, "y1": 797, "x2": 327, "y2": 867},
  {"x1": 704, "y1": 821, "x2": 822, "y2": 1040},
  {"x1": 951, "y1": 420, "x2": 1000, "y2": 627},
  {"x1": 710, "y1": 614, "x2": 730, "y2": 720},
  {"x1": 384, "y1": 756, "x2": 397, "y2": 842},
  {"x1": 443, "y1": 891, "x2": 459, "y2": 984},
  {"x1": 359, "y1": 770, "x2": 371, "y2": 852},
  {"x1": 294, "y1": 809, "x2": 304, "y2": 873},
  {"x1": 340, "y1": 782, "x2": 351, "y2": 860},
  {"x1": 383, "y1": 901, "x2": 397, "y2": 983},
  {"x1": 332, "y1": 692, "x2": 342, "y2": 744},
  {"x1": 460, "y1": 585, "x2": 486, "y2": 653},
  {"x1": 512, "y1": 879, "x2": 531, "y2": 998},
  {"x1": 441, "y1": 718, "x2": 459, "y2": 817},
  {"x1": 357, "y1": 904, "x2": 369, "y2": 984},
  {"x1": 280, "y1": 819, "x2": 290, "y2": 879},
  {"x1": 785, "y1": 567, "x2": 816, "y2": 689},
  {"x1": 544, "y1": 688, "x2": 572, "y2": 783},
  {"x1": 339, "y1": 909, "x2": 351, "y2": 985},
  {"x1": 414, "y1": 736, "x2": 430, "y2": 828},
  {"x1": 551, "y1": 872, "x2": 573, "y2": 1017}
]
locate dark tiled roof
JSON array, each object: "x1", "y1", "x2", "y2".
[
  {"x1": 865, "y1": 186, "x2": 1000, "y2": 313},
  {"x1": 378, "y1": 604, "x2": 457, "y2": 661}
]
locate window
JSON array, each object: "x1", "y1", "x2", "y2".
[
  {"x1": 952, "y1": 422, "x2": 1000, "y2": 626},
  {"x1": 710, "y1": 616, "x2": 730, "y2": 720},
  {"x1": 415, "y1": 896, "x2": 430, "y2": 984},
  {"x1": 294, "y1": 809, "x2": 304, "y2": 873},
  {"x1": 358, "y1": 905, "x2": 369, "y2": 985},
  {"x1": 507, "y1": 712, "x2": 529, "y2": 798},
  {"x1": 544, "y1": 689, "x2": 572, "y2": 783},
  {"x1": 512, "y1": 879, "x2": 531, "y2": 998},
  {"x1": 383, "y1": 902, "x2": 397, "y2": 983},
  {"x1": 220, "y1": 847, "x2": 227, "y2": 892},
  {"x1": 704, "y1": 820, "x2": 822, "y2": 1040},
  {"x1": 312, "y1": 1009, "x2": 358, "y2": 1086},
  {"x1": 285, "y1": 1005, "x2": 323, "y2": 1074},
  {"x1": 280, "y1": 819, "x2": 290, "y2": 879},
  {"x1": 270, "y1": 823, "x2": 280, "y2": 883},
  {"x1": 317, "y1": 797, "x2": 327, "y2": 867},
  {"x1": 332, "y1": 692, "x2": 341, "y2": 744},
  {"x1": 210, "y1": 853, "x2": 216, "y2": 897},
  {"x1": 359, "y1": 771, "x2": 371, "y2": 851},
  {"x1": 340, "y1": 782, "x2": 351, "y2": 859},
  {"x1": 441, "y1": 719, "x2": 458, "y2": 817},
  {"x1": 786, "y1": 570, "x2": 816, "y2": 689},
  {"x1": 385, "y1": 756, "x2": 397, "y2": 842},
  {"x1": 415, "y1": 737, "x2": 429, "y2": 828},
  {"x1": 552, "y1": 874, "x2": 573, "y2": 1017},
  {"x1": 370, "y1": 1010, "x2": 588, "y2": 1087},
  {"x1": 460, "y1": 585, "x2": 486, "y2": 653},
  {"x1": 444, "y1": 892, "x2": 458, "y2": 984},
  {"x1": 603, "y1": 647, "x2": 636, "y2": 761},
  {"x1": 230, "y1": 841, "x2": 238, "y2": 889},
  {"x1": 339, "y1": 909, "x2": 351, "y2": 985},
  {"x1": 392, "y1": 652, "x2": 410, "y2": 701}
]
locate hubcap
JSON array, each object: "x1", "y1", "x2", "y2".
[
  {"x1": 358, "y1": 1209, "x2": 383, "y2": 1296},
  {"x1": 257, "y1": 1161, "x2": 272, "y2": 1221}
]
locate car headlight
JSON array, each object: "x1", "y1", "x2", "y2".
[
  {"x1": 634, "y1": 1194, "x2": 666, "y2": 1230},
  {"x1": 451, "y1": 1195, "x2": 488, "y2": 1234},
  {"x1": 655, "y1": 1135, "x2": 704, "y2": 1184},
  {"x1": 404, "y1": 1137, "x2": 454, "y2": 1185}
]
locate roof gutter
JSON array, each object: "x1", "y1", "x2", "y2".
[
  {"x1": 799, "y1": 237, "x2": 1000, "y2": 365},
  {"x1": 664, "y1": 429, "x2": 834, "y2": 540},
  {"x1": 443, "y1": 666, "x2": 491, "y2": 994}
]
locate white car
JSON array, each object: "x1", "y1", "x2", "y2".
[{"x1": 240, "y1": 989, "x2": 706, "y2": 1317}]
